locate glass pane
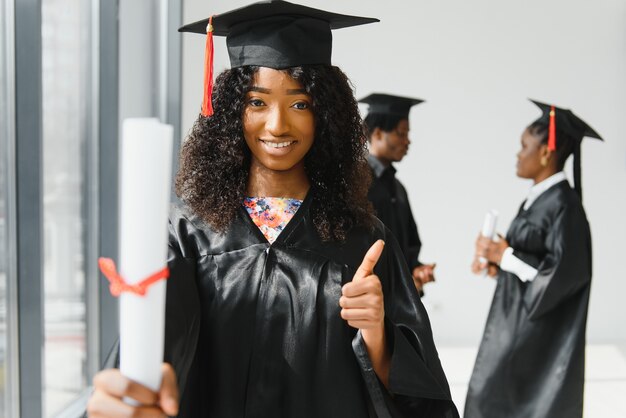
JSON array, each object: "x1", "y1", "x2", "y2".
[
  {"x1": 0, "y1": 0, "x2": 10, "y2": 415},
  {"x1": 42, "y1": 0, "x2": 90, "y2": 415}
]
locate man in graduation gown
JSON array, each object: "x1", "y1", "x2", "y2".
[
  {"x1": 360, "y1": 94, "x2": 436, "y2": 295},
  {"x1": 465, "y1": 99, "x2": 603, "y2": 418}
]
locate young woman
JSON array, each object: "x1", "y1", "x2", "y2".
[
  {"x1": 86, "y1": 2, "x2": 458, "y2": 417},
  {"x1": 466, "y1": 99, "x2": 603, "y2": 418}
]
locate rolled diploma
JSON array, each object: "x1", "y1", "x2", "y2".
[
  {"x1": 479, "y1": 210, "x2": 499, "y2": 269},
  {"x1": 119, "y1": 118, "x2": 173, "y2": 393}
]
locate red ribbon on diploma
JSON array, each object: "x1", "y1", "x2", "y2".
[{"x1": 98, "y1": 257, "x2": 169, "y2": 297}]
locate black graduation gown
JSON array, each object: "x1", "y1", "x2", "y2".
[
  {"x1": 367, "y1": 156, "x2": 423, "y2": 272},
  {"x1": 164, "y1": 190, "x2": 459, "y2": 418},
  {"x1": 464, "y1": 181, "x2": 592, "y2": 418}
]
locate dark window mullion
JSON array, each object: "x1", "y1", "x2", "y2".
[
  {"x1": 163, "y1": 0, "x2": 182, "y2": 183},
  {"x1": 84, "y1": 0, "x2": 101, "y2": 382},
  {"x1": 14, "y1": 0, "x2": 43, "y2": 416},
  {"x1": 98, "y1": 0, "x2": 120, "y2": 366}
]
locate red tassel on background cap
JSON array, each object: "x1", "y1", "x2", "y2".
[
  {"x1": 548, "y1": 105, "x2": 556, "y2": 151},
  {"x1": 201, "y1": 16, "x2": 215, "y2": 117}
]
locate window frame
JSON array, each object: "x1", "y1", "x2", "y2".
[
  {"x1": 2, "y1": 0, "x2": 19, "y2": 416},
  {"x1": 8, "y1": 0, "x2": 182, "y2": 414}
]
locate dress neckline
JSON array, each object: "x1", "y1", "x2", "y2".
[{"x1": 240, "y1": 191, "x2": 313, "y2": 246}]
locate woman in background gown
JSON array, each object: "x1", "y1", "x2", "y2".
[{"x1": 465, "y1": 99, "x2": 603, "y2": 418}]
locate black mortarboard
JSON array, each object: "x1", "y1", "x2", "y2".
[
  {"x1": 179, "y1": 0, "x2": 378, "y2": 69},
  {"x1": 530, "y1": 99, "x2": 602, "y2": 143},
  {"x1": 529, "y1": 99, "x2": 604, "y2": 199},
  {"x1": 179, "y1": 0, "x2": 378, "y2": 116},
  {"x1": 358, "y1": 93, "x2": 424, "y2": 119}
]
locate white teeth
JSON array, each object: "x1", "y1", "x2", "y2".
[{"x1": 262, "y1": 140, "x2": 294, "y2": 148}]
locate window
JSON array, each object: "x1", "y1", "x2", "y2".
[
  {"x1": 0, "y1": 0, "x2": 15, "y2": 416},
  {"x1": 41, "y1": 0, "x2": 92, "y2": 415},
  {"x1": 5, "y1": 0, "x2": 178, "y2": 414}
]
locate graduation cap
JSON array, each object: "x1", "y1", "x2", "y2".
[
  {"x1": 359, "y1": 93, "x2": 424, "y2": 119},
  {"x1": 179, "y1": 0, "x2": 379, "y2": 117},
  {"x1": 529, "y1": 99, "x2": 603, "y2": 198}
]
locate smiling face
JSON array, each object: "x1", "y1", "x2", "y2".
[{"x1": 242, "y1": 67, "x2": 315, "y2": 174}]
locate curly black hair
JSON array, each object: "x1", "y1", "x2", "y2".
[{"x1": 175, "y1": 65, "x2": 374, "y2": 241}]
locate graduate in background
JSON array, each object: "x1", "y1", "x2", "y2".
[
  {"x1": 465, "y1": 99, "x2": 603, "y2": 418},
  {"x1": 360, "y1": 94, "x2": 436, "y2": 295},
  {"x1": 86, "y1": 2, "x2": 458, "y2": 417}
]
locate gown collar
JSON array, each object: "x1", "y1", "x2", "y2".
[
  {"x1": 367, "y1": 154, "x2": 395, "y2": 178},
  {"x1": 523, "y1": 171, "x2": 568, "y2": 210}
]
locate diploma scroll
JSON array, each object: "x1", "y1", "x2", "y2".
[
  {"x1": 118, "y1": 118, "x2": 173, "y2": 395},
  {"x1": 479, "y1": 210, "x2": 498, "y2": 275}
]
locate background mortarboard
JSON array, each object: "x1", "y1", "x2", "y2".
[
  {"x1": 530, "y1": 99, "x2": 602, "y2": 143},
  {"x1": 529, "y1": 99, "x2": 604, "y2": 199},
  {"x1": 359, "y1": 93, "x2": 424, "y2": 119}
]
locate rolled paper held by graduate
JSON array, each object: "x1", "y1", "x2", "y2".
[
  {"x1": 479, "y1": 210, "x2": 498, "y2": 275},
  {"x1": 118, "y1": 118, "x2": 173, "y2": 393}
]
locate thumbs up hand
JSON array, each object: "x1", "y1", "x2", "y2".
[
  {"x1": 340, "y1": 240, "x2": 385, "y2": 332},
  {"x1": 340, "y1": 240, "x2": 390, "y2": 386}
]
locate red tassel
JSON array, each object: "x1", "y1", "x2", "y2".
[
  {"x1": 201, "y1": 16, "x2": 215, "y2": 117},
  {"x1": 548, "y1": 105, "x2": 556, "y2": 151}
]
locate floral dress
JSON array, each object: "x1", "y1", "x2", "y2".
[{"x1": 243, "y1": 197, "x2": 303, "y2": 244}]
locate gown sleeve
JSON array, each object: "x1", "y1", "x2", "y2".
[
  {"x1": 406, "y1": 207, "x2": 423, "y2": 270},
  {"x1": 163, "y1": 210, "x2": 202, "y2": 398},
  {"x1": 522, "y1": 203, "x2": 592, "y2": 320},
  {"x1": 352, "y1": 227, "x2": 459, "y2": 418},
  {"x1": 80, "y1": 211, "x2": 201, "y2": 418},
  {"x1": 399, "y1": 183, "x2": 423, "y2": 270}
]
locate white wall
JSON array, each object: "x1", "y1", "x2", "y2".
[{"x1": 181, "y1": 0, "x2": 626, "y2": 346}]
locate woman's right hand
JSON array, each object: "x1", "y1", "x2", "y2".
[
  {"x1": 472, "y1": 234, "x2": 499, "y2": 278},
  {"x1": 471, "y1": 256, "x2": 499, "y2": 277},
  {"x1": 87, "y1": 363, "x2": 179, "y2": 417},
  {"x1": 470, "y1": 256, "x2": 486, "y2": 275}
]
